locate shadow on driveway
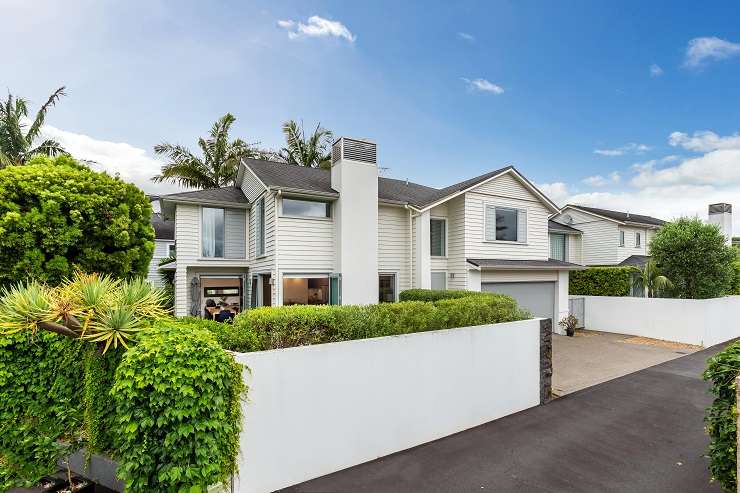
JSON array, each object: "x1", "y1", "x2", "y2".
[{"x1": 281, "y1": 343, "x2": 726, "y2": 493}]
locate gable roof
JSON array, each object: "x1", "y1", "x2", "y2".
[
  {"x1": 160, "y1": 187, "x2": 250, "y2": 205},
  {"x1": 548, "y1": 220, "x2": 581, "y2": 234},
  {"x1": 240, "y1": 159, "x2": 557, "y2": 211},
  {"x1": 564, "y1": 205, "x2": 666, "y2": 227}
]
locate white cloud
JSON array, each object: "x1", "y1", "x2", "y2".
[
  {"x1": 537, "y1": 182, "x2": 570, "y2": 204},
  {"x1": 608, "y1": 171, "x2": 621, "y2": 183},
  {"x1": 669, "y1": 130, "x2": 740, "y2": 152},
  {"x1": 649, "y1": 63, "x2": 664, "y2": 77},
  {"x1": 40, "y1": 124, "x2": 183, "y2": 195},
  {"x1": 278, "y1": 15, "x2": 356, "y2": 43},
  {"x1": 684, "y1": 36, "x2": 740, "y2": 68},
  {"x1": 457, "y1": 32, "x2": 475, "y2": 42},
  {"x1": 461, "y1": 78, "x2": 504, "y2": 94},
  {"x1": 594, "y1": 142, "x2": 651, "y2": 157},
  {"x1": 583, "y1": 175, "x2": 607, "y2": 187},
  {"x1": 631, "y1": 148, "x2": 740, "y2": 188}
]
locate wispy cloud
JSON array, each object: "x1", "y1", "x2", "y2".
[
  {"x1": 582, "y1": 171, "x2": 621, "y2": 187},
  {"x1": 684, "y1": 36, "x2": 740, "y2": 68},
  {"x1": 594, "y1": 143, "x2": 651, "y2": 157},
  {"x1": 461, "y1": 77, "x2": 504, "y2": 94},
  {"x1": 457, "y1": 32, "x2": 475, "y2": 42},
  {"x1": 649, "y1": 63, "x2": 664, "y2": 77},
  {"x1": 669, "y1": 130, "x2": 740, "y2": 152},
  {"x1": 277, "y1": 15, "x2": 356, "y2": 43}
]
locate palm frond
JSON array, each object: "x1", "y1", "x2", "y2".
[
  {"x1": 26, "y1": 139, "x2": 67, "y2": 159},
  {"x1": 25, "y1": 86, "x2": 66, "y2": 145}
]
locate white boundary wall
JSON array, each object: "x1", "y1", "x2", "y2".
[
  {"x1": 575, "y1": 295, "x2": 740, "y2": 347},
  {"x1": 231, "y1": 319, "x2": 542, "y2": 493}
]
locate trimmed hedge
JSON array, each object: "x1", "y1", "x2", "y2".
[
  {"x1": 183, "y1": 291, "x2": 529, "y2": 353},
  {"x1": 569, "y1": 267, "x2": 634, "y2": 296},
  {"x1": 112, "y1": 325, "x2": 244, "y2": 493},
  {"x1": 399, "y1": 289, "x2": 475, "y2": 302},
  {"x1": 703, "y1": 341, "x2": 740, "y2": 491}
]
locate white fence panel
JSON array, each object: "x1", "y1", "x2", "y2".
[{"x1": 232, "y1": 319, "x2": 542, "y2": 493}]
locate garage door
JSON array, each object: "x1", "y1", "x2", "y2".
[{"x1": 482, "y1": 282, "x2": 556, "y2": 321}]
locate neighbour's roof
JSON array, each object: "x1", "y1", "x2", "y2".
[
  {"x1": 618, "y1": 255, "x2": 651, "y2": 268},
  {"x1": 566, "y1": 205, "x2": 665, "y2": 227},
  {"x1": 151, "y1": 213, "x2": 174, "y2": 240},
  {"x1": 467, "y1": 258, "x2": 585, "y2": 270},
  {"x1": 159, "y1": 186, "x2": 250, "y2": 205},
  {"x1": 243, "y1": 158, "x2": 515, "y2": 208},
  {"x1": 548, "y1": 220, "x2": 581, "y2": 234}
]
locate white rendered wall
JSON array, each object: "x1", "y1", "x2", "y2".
[
  {"x1": 554, "y1": 271, "x2": 569, "y2": 334},
  {"x1": 708, "y1": 211, "x2": 733, "y2": 246},
  {"x1": 232, "y1": 319, "x2": 541, "y2": 493},
  {"x1": 332, "y1": 158, "x2": 378, "y2": 304},
  {"x1": 575, "y1": 295, "x2": 740, "y2": 346},
  {"x1": 414, "y1": 209, "x2": 432, "y2": 288}
]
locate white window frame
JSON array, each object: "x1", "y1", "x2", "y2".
[
  {"x1": 167, "y1": 243, "x2": 176, "y2": 257},
  {"x1": 484, "y1": 204, "x2": 528, "y2": 244},
  {"x1": 282, "y1": 273, "x2": 332, "y2": 306},
  {"x1": 280, "y1": 196, "x2": 332, "y2": 221},
  {"x1": 635, "y1": 231, "x2": 641, "y2": 248},
  {"x1": 430, "y1": 217, "x2": 448, "y2": 258},
  {"x1": 201, "y1": 206, "x2": 225, "y2": 258},
  {"x1": 378, "y1": 272, "x2": 398, "y2": 302},
  {"x1": 619, "y1": 230, "x2": 625, "y2": 247}
]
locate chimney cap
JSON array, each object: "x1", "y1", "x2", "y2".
[{"x1": 709, "y1": 203, "x2": 732, "y2": 214}]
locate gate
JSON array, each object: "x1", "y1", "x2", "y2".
[{"x1": 569, "y1": 297, "x2": 585, "y2": 328}]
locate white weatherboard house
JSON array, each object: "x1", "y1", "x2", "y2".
[
  {"x1": 147, "y1": 212, "x2": 175, "y2": 287},
  {"x1": 158, "y1": 137, "x2": 583, "y2": 323},
  {"x1": 551, "y1": 205, "x2": 666, "y2": 268}
]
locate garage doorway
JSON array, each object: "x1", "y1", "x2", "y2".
[{"x1": 482, "y1": 282, "x2": 556, "y2": 321}]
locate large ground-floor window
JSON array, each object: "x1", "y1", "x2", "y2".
[
  {"x1": 201, "y1": 276, "x2": 242, "y2": 322},
  {"x1": 283, "y1": 275, "x2": 330, "y2": 305},
  {"x1": 379, "y1": 273, "x2": 397, "y2": 302}
]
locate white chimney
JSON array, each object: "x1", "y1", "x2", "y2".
[
  {"x1": 708, "y1": 203, "x2": 732, "y2": 246},
  {"x1": 331, "y1": 137, "x2": 379, "y2": 305}
]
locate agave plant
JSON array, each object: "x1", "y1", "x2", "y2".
[{"x1": 0, "y1": 272, "x2": 170, "y2": 353}]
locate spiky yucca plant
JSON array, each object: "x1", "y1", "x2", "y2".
[{"x1": 0, "y1": 272, "x2": 169, "y2": 353}]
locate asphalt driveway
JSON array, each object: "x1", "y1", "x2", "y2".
[{"x1": 281, "y1": 343, "x2": 726, "y2": 493}]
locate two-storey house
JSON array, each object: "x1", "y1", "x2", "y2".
[
  {"x1": 158, "y1": 137, "x2": 583, "y2": 323},
  {"x1": 551, "y1": 205, "x2": 665, "y2": 268}
]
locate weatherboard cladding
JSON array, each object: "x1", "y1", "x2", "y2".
[{"x1": 571, "y1": 205, "x2": 665, "y2": 227}]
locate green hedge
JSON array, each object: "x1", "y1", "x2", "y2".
[
  {"x1": 731, "y1": 260, "x2": 740, "y2": 295},
  {"x1": 569, "y1": 267, "x2": 634, "y2": 296},
  {"x1": 398, "y1": 289, "x2": 476, "y2": 302},
  {"x1": 703, "y1": 342, "x2": 740, "y2": 491},
  {"x1": 113, "y1": 325, "x2": 244, "y2": 493},
  {"x1": 184, "y1": 292, "x2": 529, "y2": 353}
]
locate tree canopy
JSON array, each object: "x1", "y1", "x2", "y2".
[
  {"x1": 0, "y1": 155, "x2": 154, "y2": 286},
  {"x1": 152, "y1": 113, "x2": 259, "y2": 188},
  {"x1": 277, "y1": 119, "x2": 334, "y2": 169},
  {"x1": 0, "y1": 87, "x2": 67, "y2": 166},
  {"x1": 650, "y1": 217, "x2": 735, "y2": 299}
]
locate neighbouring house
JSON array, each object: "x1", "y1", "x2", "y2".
[
  {"x1": 551, "y1": 205, "x2": 666, "y2": 268},
  {"x1": 157, "y1": 137, "x2": 583, "y2": 323},
  {"x1": 147, "y1": 211, "x2": 175, "y2": 287}
]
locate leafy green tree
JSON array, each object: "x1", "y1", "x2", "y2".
[
  {"x1": 632, "y1": 260, "x2": 673, "y2": 298},
  {"x1": 650, "y1": 217, "x2": 735, "y2": 299},
  {"x1": 0, "y1": 155, "x2": 154, "y2": 285},
  {"x1": 277, "y1": 119, "x2": 334, "y2": 169},
  {"x1": 0, "y1": 87, "x2": 67, "y2": 166},
  {"x1": 152, "y1": 113, "x2": 259, "y2": 188}
]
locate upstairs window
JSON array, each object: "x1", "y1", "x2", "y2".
[
  {"x1": 256, "y1": 198, "x2": 266, "y2": 257},
  {"x1": 635, "y1": 232, "x2": 641, "y2": 247},
  {"x1": 282, "y1": 198, "x2": 331, "y2": 218},
  {"x1": 485, "y1": 205, "x2": 527, "y2": 243},
  {"x1": 202, "y1": 207, "x2": 224, "y2": 258},
  {"x1": 430, "y1": 218, "x2": 446, "y2": 257},
  {"x1": 619, "y1": 230, "x2": 625, "y2": 247},
  {"x1": 167, "y1": 244, "x2": 176, "y2": 257},
  {"x1": 550, "y1": 233, "x2": 566, "y2": 261}
]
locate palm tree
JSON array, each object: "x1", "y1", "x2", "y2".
[
  {"x1": 152, "y1": 113, "x2": 260, "y2": 189},
  {"x1": 277, "y1": 120, "x2": 333, "y2": 169},
  {"x1": 633, "y1": 261, "x2": 673, "y2": 298},
  {"x1": 0, "y1": 87, "x2": 67, "y2": 167}
]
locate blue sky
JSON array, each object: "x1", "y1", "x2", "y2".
[{"x1": 4, "y1": 0, "x2": 740, "y2": 225}]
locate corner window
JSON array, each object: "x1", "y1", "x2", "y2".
[
  {"x1": 430, "y1": 218, "x2": 447, "y2": 257},
  {"x1": 485, "y1": 205, "x2": 527, "y2": 243},
  {"x1": 635, "y1": 232, "x2": 641, "y2": 247},
  {"x1": 282, "y1": 198, "x2": 331, "y2": 218},
  {"x1": 256, "y1": 198, "x2": 266, "y2": 257},
  {"x1": 202, "y1": 207, "x2": 224, "y2": 257},
  {"x1": 619, "y1": 230, "x2": 625, "y2": 247},
  {"x1": 431, "y1": 271, "x2": 447, "y2": 290},
  {"x1": 379, "y1": 274, "x2": 396, "y2": 303}
]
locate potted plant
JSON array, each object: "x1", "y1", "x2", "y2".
[{"x1": 558, "y1": 314, "x2": 579, "y2": 337}]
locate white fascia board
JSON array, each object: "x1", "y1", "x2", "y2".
[{"x1": 560, "y1": 205, "x2": 625, "y2": 225}]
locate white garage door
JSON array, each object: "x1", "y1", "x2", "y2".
[{"x1": 482, "y1": 282, "x2": 556, "y2": 321}]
